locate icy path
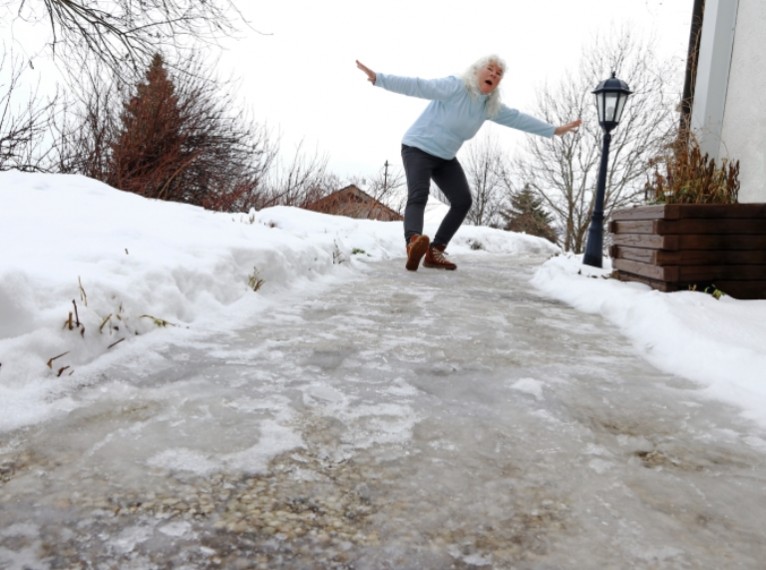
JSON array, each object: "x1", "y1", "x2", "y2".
[{"x1": 3, "y1": 253, "x2": 766, "y2": 569}]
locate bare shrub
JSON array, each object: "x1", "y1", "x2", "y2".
[
  {"x1": 256, "y1": 140, "x2": 339, "y2": 210},
  {"x1": 645, "y1": 131, "x2": 740, "y2": 204}
]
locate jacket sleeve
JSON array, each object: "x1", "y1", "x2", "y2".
[
  {"x1": 492, "y1": 105, "x2": 556, "y2": 138},
  {"x1": 375, "y1": 74, "x2": 462, "y2": 101}
]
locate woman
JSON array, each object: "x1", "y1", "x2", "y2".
[{"x1": 356, "y1": 56, "x2": 581, "y2": 271}]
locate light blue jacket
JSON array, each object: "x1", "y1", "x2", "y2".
[{"x1": 375, "y1": 73, "x2": 555, "y2": 160}]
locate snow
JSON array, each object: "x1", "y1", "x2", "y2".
[
  {"x1": 2, "y1": 167, "x2": 766, "y2": 452},
  {"x1": 531, "y1": 254, "x2": 766, "y2": 425}
]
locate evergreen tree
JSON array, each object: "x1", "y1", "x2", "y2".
[
  {"x1": 501, "y1": 185, "x2": 558, "y2": 244},
  {"x1": 109, "y1": 54, "x2": 189, "y2": 201},
  {"x1": 105, "y1": 53, "x2": 273, "y2": 210}
]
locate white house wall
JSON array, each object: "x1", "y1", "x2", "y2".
[
  {"x1": 719, "y1": 0, "x2": 766, "y2": 202},
  {"x1": 692, "y1": 0, "x2": 765, "y2": 202},
  {"x1": 691, "y1": 0, "x2": 738, "y2": 161}
]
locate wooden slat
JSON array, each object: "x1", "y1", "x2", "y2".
[
  {"x1": 611, "y1": 233, "x2": 766, "y2": 251},
  {"x1": 610, "y1": 245, "x2": 658, "y2": 264},
  {"x1": 656, "y1": 219, "x2": 766, "y2": 235},
  {"x1": 613, "y1": 271, "x2": 679, "y2": 292},
  {"x1": 612, "y1": 203, "x2": 766, "y2": 221},
  {"x1": 615, "y1": 259, "x2": 766, "y2": 281},
  {"x1": 665, "y1": 204, "x2": 766, "y2": 219},
  {"x1": 612, "y1": 245, "x2": 766, "y2": 266},
  {"x1": 678, "y1": 264, "x2": 766, "y2": 281},
  {"x1": 655, "y1": 249, "x2": 766, "y2": 265},
  {"x1": 674, "y1": 234, "x2": 766, "y2": 250},
  {"x1": 610, "y1": 232, "x2": 672, "y2": 249},
  {"x1": 610, "y1": 220, "x2": 658, "y2": 234},
  {"x1": 613, "y1": 258, "x2": 678, "y2": 281},
  {"x1": 611, "y1": 205, "x2": 671, "y2": 221}
]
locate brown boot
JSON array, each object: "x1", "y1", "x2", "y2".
[
  {"x1": 424, "y1": 243, "x2": 457, "y2": 270},
  {"x1": 405, "y1": 234, "x2": 430, "y2": 271}
]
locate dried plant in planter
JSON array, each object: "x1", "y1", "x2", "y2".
[{"x1": 645, "y1": 132, "x2": 740, "y2": 204}]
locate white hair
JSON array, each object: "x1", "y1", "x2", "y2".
[{"x1": 461, "y1": 54, "x2": 506, "y2": 118}]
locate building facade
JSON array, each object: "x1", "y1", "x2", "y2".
[{"x1": 691, "y1": 0, "x2": 766, "y2": 202}]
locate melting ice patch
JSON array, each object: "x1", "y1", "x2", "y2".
[
  {"x1": 159, "y1": 520, "x2": 195, "y2": 538},
  {"x1": 147, "y1": 448, "x2": 220, "y2": 475},
  {"x1": 146, "y1": 419, "x2": 303, "y2": 475},
  {"x1": 509, "y1": 377, "x2": 545, "y2": 400}
]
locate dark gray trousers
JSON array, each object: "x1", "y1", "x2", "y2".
[{"x1": 401, "y1": 144, "x2": 472, "y2": 247}]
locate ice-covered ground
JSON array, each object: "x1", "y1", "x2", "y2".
[
  {"x1": 2, "y1": 257, "x2": 766, "y2": 568},
  {"x1": 2, "y1": 172, "x2": 766, "y2": 568}
]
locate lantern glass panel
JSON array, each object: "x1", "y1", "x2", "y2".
[
  {"x1": 604, "y1": 93, "x2": 618, "y2": 123},
  {"x1": 614, "y1": 95, "x2": 627, "y2": 123},
  {"x1": 596, "y1": 93, "x2": 606, "y2": 123}
]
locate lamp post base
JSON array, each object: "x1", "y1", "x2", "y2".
[{"x1": 582, "y1": 213, "x2": 604, "y2": 268}]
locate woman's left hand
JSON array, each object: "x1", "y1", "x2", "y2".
[
  {"x1": 356, "y1": 60, "x2": 377, "y2": 85},
  {"x1": 554, "y1": 119, "x2": 582, "y2": 136}
]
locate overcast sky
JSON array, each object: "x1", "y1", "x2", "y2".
[
  {"x1": 2, "y1": 1, "x2": 694, "y2": 183},
  {"x1": 220, "y1": 0, "x2": 694, "y2": 181}
]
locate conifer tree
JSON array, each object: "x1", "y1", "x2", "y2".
[
  {"x1": 501, "y1": 184, "x2": 558, "y2": 244},
  {"x1": 109, "y1": 54, "x2": 188, "y2": 201},
  {"x1": 105, "y1": 53, "x2": 273, "y2": 209}
]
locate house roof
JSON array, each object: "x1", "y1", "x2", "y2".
[{"x1": 305, "y1": 184, "x2": 403, "y2": 221}]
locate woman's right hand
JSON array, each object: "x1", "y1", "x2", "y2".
[{"x1": 356, "y1": 60, "x2": 376, "y2": 85}]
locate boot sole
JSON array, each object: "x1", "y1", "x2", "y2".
[
  {"x1": 423, "y1": 261, "x2": 457, "y2": 270},
  {"x1": 405, "y1": 236, "x2": 430, "y2": 271}
]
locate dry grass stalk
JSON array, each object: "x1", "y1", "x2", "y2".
[{"x1": 645, "y1": 132, "x2": 740, "y2": 204}]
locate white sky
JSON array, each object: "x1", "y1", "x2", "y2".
[
  {"x1": 2, "y1": 170, "x2": 766, "y2": 438},
  {"x1": 219, "y1": 0, "x2": 695, "y2": 179}
]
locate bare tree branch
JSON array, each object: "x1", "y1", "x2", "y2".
[
  {"x1": 6, "y1": 0, "x2": 254, "y2": 76},
  {"x1": 359, "y1": 160, "x2": 406, "y2": 216},
  {"x1": 462, "y1": 133, "x2": 507, "y2": 227},
  {"x1": 507, "y1": 31, "x2": 680, "y2": 253},
  {"x1": 259, "y1": 140, "x2": 338, "y2": 210},
  {"x1": 0, "y1": 48, "x2": 57, "y2": 171},
  {"x1": 48, "y1": 65, "x2": 119, "y2": 176}
]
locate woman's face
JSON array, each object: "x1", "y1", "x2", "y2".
[{"x1": 477, "y1": 62, "x2": 504, "y2": 94}]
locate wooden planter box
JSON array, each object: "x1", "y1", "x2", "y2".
[{"x1": 608, "y1": 203, "x2": 766, "y2": 299}]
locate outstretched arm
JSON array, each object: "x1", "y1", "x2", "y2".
[
  {"x1": 554, "y1": 119, "x2": 582, "y2": 136},
  {"x1": 356, "y1": 60, "x2": 376, "y2": 85},
  {"x1": 357, "y1": 61, "x2": 461, "y2": 100}
]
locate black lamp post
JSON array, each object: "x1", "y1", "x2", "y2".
[{"x1": 582, "y1": 72, "x2": 632, "y2": 268}]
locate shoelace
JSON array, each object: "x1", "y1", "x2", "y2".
[{"x1": 430, "y1": 248, "x2": 450, "y2": 263}]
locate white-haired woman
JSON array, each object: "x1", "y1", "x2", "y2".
[{"x1": 356, "y1": 56, "x2": 581, "y2": 271}]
